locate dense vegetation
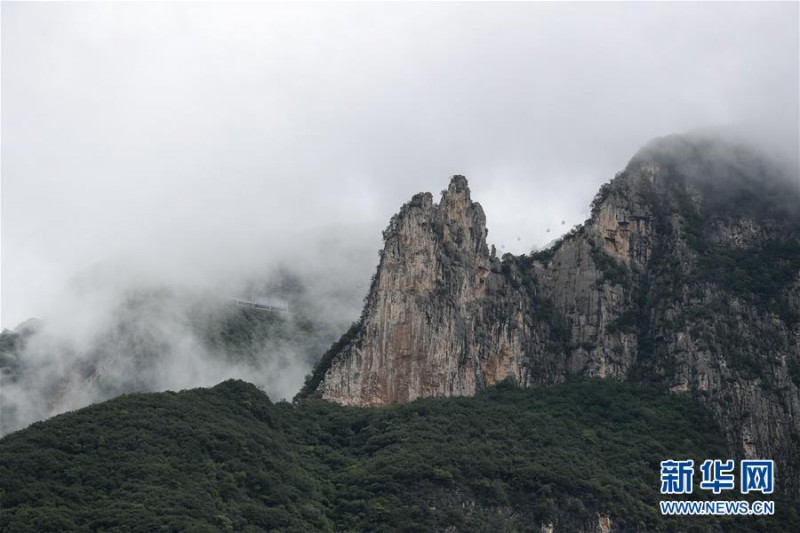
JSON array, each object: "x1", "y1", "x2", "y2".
[
  {"x1": 0, "y1": 330, "x2": 23, "y2": 376},
  {"x1": 638, "y1": 134, "x2": 800, "y2": 320},
  {"x1": 297, "y1": 320, "x2": 362, "y2": 398},
  {"x1": 2, "y1": 379, "x2": 797, "y2": 532}
]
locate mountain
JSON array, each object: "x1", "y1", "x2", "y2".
[
  {"x1": 2, "y1": 132, "x2": 799, "y2": 532},
  {"x1": 6, "y1": 379, "x2": 798, "y2": 532},
  {"x1": 302, "y1": 133, "x2": 800, "y2": 490},
  {"x1": 0, "y1": 268, "x2": 353, "y2": 436}
]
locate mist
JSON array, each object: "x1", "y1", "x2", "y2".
[
  {"x1": 1, "y1": 2, "x2": 798, "y2": 432},
  {"x1": 0, "y1": 249, "x2": 376, "y2": 434}
]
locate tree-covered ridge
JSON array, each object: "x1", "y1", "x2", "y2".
[{"x1": 2, "y1": 379, "x2": 796, "y2": 532}]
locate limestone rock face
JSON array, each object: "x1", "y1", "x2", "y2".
[
  {"x1": 318, "y1": 176, "x2": 530, "y2": 405},
  {"x1": 311, "y1": 134, "x2": 800, "y2": 489}
]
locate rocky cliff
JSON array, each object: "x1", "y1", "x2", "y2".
[{"x1": 304, "y1": 133, "x2": 800, "y2": 488}]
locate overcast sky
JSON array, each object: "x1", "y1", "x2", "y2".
[{"x1": 2, "y1": 2, "x2": 798, "y2": 329}]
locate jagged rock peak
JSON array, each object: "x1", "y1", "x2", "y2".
[
  {"x1": 399, "y1": 175, "x2": 476, "y2": 213},
  {"x1": 447, "y1": 174, "x2": 470, "y2": 195},
  {"x1": 306, "y1": 140, "x2": 800, "y2": 493},
  {"x1": 312, "y1": 175, "x2": 493, "y2": 406},
  {"x1": 396, "y1": 175, "x2": 475, "y2": 214},
  {"x1": 382, "y1": 175, "x2": 488, "y2": 256}
]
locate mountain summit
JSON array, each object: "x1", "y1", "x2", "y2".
[
  {"x1": 304, "y1": 133, "x2": 800, "y2": 486},
  {"x1": 315, "y1": 174, "x2": 494, "y2": 405}
]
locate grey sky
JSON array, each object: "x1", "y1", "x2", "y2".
[{"x1": 2, "y1": 1, "x2": 798, "y2": 329}]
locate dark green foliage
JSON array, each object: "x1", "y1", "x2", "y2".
[
  {"x1": 296, "y1": 321, "x2": 362, "y2": 399},
  {"x1": 693, "y1": 238, "x2": 800, "y2": 322},
  {"x1": 589, "y1": 241, "x2": 632, "y2": 288},
  {"x1": 530, "y1": 224, "x2": 586, "y2": 265},
  {"x1": 606, "y1": 310, "x2": 639, "y2": 336},
  {"x1": 499, "y1": 255, "x2": 571, "y2": 348},
  {"x1": 0, "y1": 329, "x2": 22, "y2": 354},
  {"x1": 2, "y1": 379, "x2": 796, "y2": 532},
  {"x1": 633, "y1": 134, "x2": 800, "y2": 321},
  {"x1": 789, "y1": 359, "x2": 800, "y2": 388},
  {"x1": 192, "y1": 302, "x2": 337, "y2": 371},
  {"x1": 195, "y1": 306, "x2": 289, "y2": 362},
  {"x1": 0, "y1": 381, "x2": 330, "y2": 533},
  {"x1": 591, "y1": 180, "x2": 616, "y2": 216},
  {"x1": 668, "y1": 165, "x2": 800, "y2": 320},
  {"x1": 531, "y1": 294, "x2": 571, "y2": 346},
  {"x1": 0, "y1": 330, "x2": 23, "y2": 374},
  {"x1": 633, "y1": 134, "x2": 800, "y2": 223},
  {"x1": 530, "y1": 245, "x2": 558, "y2": 264},
  {"x1": 0, "y1": 322, "x2": 40, "y2": 380}
]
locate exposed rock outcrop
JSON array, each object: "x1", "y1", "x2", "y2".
[{"x1": 308, "y1": 133, "x2": 800, "y2": 491}]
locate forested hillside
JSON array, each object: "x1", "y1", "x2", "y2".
[{"x1": 1, "y1": 379, "x2": 797, "y2": 532}]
